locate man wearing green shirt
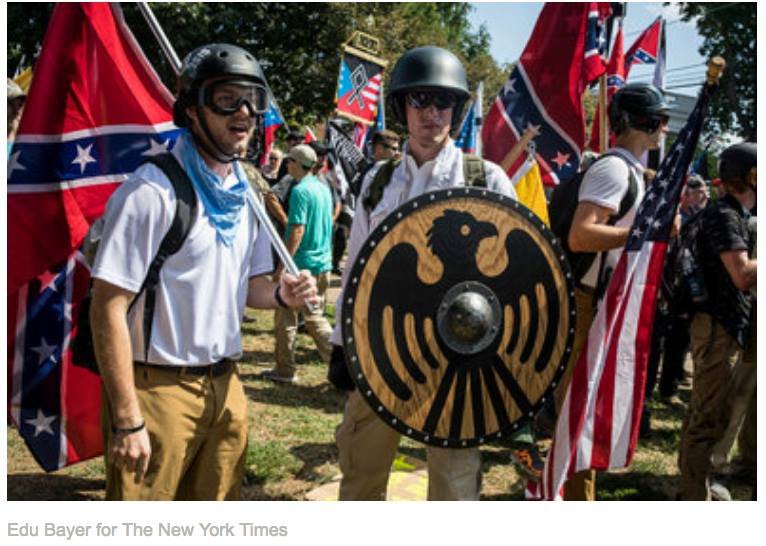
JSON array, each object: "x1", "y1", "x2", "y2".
[{"x1": 263, "y1": 144, "x2": 334, "y2": 383}]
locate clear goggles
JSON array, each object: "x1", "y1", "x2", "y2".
[{"x1": 200, "y1": 79, "x2": 269, "y2": 116}]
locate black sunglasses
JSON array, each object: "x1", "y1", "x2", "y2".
[{"x1": 405, "y1": 90, "x2": 458, "y2": 110}]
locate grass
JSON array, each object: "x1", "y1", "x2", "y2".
[{"x1": 6, "y1": 307, "x2": 755, "y2": 501}]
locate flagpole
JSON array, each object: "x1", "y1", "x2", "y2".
[
  {"x1": 134, "y1": 1, "x2": 314, "y2": 311},
  {"x1": 136, "y1": 2, "x2": 182, "y2": 75},
  {"x1": 475, "y1": 82, "x2": 484, "y2": 157}
]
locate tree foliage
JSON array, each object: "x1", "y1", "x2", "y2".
[
  {"x1": 674, "y1": 2, "x2": 756, "y2": 140},
  {"x1": 7, "y1": 2, "x2": 508, "y2": 137}
]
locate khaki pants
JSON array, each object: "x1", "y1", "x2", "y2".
[
  {"x1": 102, "y1": 364, "x2": 248, "y2": 500},
  {"x1": 678, "y1": 313, "x2": 742, "y2": 500},
  {"x1": 554, "y1": 286, "x2": 597, "y2": 501},
  {"x1": 274, "y1": 271, "x2": 333, "y2": 378},
  {"x1": 335, "y1": 390, "x2": 482, "y2": 501}
]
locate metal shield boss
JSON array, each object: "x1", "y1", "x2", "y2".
[{"x1": 342, "y1": 187, "x2": 575, "y2": 448}]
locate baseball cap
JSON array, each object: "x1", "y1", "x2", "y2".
[{"x1": 287, "y1": 144, "x2": 317, "y2": 168}]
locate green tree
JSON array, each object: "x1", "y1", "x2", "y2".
[
  {"x1": 7, "y1": 2, "x2": 506, "y2": 137},
  {"x1": 674, "y1": 2, "x2": 756, "y2": 140}
]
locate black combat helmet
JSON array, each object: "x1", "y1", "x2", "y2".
[
  {"x1": 718, "y1": 142, "x2": 756, "y2": 184},
  {"x1": 386, "y1": 46, "x2": 470, "y2": 132},
  {"x1": 608, "y1": 83, "x2": 670, "y2": 134},
  {"x1": 174, "y1": 44, "x2": 269, "y2": 162}
]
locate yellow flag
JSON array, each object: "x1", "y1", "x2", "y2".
[
  {"x1": 512, "y1": 154, "x2": 549, "y2": 226},
  {"x1": 14, "y1": 67, "x2": 33, "y2": 92}
]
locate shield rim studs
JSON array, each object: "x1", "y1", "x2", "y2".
[{"x1": 341, "y1": 186, "x2": 577, "y2": 448}]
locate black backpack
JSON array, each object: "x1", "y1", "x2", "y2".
[
  {"x1": 660, "y1": 210, "x2": 708, "y2": 317},
  {"x1": 549, "y1": 152, "x2": 638, "y2": 282},
  {"x1": 72, "y1": 153, "x2": 198, "y2": 372}
]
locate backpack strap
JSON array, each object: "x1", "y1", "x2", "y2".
[
  {"x1": 131, "y1": 153, "x2": 198, "y2": 361},
  {"x1": 462, "y1": 154, "x2": 487, "y2": 188},
  {"x1": 593, "y1": 154, "x2": 640, "y2": 301},
  {"x1": 363, "y1": 158, "x2": 400, "y2": 212},
  {"x1": 363, "y1": 153, "x2": 488, "y2": 212}
]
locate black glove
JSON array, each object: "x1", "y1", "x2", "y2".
[{"x1": 327, "y1": 345, "x2": 356, "y2": 391}]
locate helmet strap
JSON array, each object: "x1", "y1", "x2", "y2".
[{"x1": 192, "y1": 104, "x2": 260, "y2": 164}]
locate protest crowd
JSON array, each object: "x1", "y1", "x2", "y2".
[{"x1": 7, "y1": 3, "x2": 755, "y2": 503}]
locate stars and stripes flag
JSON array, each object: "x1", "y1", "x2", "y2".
[
  {"x1": 7, "y1": 2, "x2": 179, "y2": 470},
  {"x1": 588, "y1": 19, "x2": 626, "y2": 153},
  {"x1": 540, "y1": 72, "x2": 717, "y2": 500},
  {"x1": 259, "y1": 97, "x2": 284, "y2": 167},
  {"x1": 482, "y1": 3, "x2": 612, "y2": 187},
  {"x1": 454, "y1": 100, "x2": 477, "y2": 154}
]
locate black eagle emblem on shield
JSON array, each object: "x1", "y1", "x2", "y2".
[{"x1": 342, "y1": 187, "x2": 575, "y2": 448}]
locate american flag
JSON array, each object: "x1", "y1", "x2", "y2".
[
  {"x1": 481, "y1": 3, "x2": 611, "y2": 186},
  {"x1": 540, "y1": 72, "x2": 717, "y2": 500},
  {"x1": 7, "y1": 2, "x2": 178, "y2": 470}
]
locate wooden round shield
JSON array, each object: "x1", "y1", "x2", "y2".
[{"x1": 342, "y1": 187, "x2": 576, "y2": 448}]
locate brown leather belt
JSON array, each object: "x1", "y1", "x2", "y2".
[{"x1": 134, "y1": 359, "x2": 235, "y2": 378}]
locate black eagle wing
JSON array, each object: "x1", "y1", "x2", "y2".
[
  {"x1": 482, "y1": 227, "x2": 562, "y2": 373},
  {"x1": 365, "y1": 242, "x2": 445, "y2": 402}
]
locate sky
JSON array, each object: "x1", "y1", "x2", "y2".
[{"x1": 468, "y1": 2, "x2": 707, "y2": 96}]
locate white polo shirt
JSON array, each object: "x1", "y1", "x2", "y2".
[
  {"x1": 329, "y1": 139, "x2": 516, "y2": 345},
  {"x1": 92, "y1": 144, "x2": 274, "y2": 365}
]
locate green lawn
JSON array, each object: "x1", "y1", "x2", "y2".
[{"x1": 6, "y1": 308, "x2": 754, "y2": 501}]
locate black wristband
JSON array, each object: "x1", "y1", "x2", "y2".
[
  {"x1": 274, "y1": 285, "x2": 289, "y2": 309},
  {"x1": 111, "y1": 421, "x2": 145, "y2": 435}
]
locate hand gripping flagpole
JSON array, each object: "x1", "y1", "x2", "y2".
[{"x1": 135, "y1": 2, "x2": 318, "y2": 312}]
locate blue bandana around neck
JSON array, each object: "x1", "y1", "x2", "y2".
[{"x1": 179, "y1": 130, "x2": 251, "y2": 246}]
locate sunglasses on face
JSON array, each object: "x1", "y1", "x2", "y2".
[
  {"x1": 405, "y1": 90, "x2": 458, "y2": 110},
  {"x1": 268, "y1": 156, "x2": 280, "y2": 161},
  {"x1": 381, "y1": 142, "x2": 400, "y2": 152}
]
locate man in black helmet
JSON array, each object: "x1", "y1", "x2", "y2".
[
  {"x1": 90, "y1": 44, "x2": 319, "y2": 500},
  {"x1": 328, "y1": 46, "x2": 516, "y2": 501},
  {"x1": 560, "y1": 82, "x2": 671, "y2": 500},
  {"x1": 678, "y1": 142, "x2": 756, "y2": 500}
]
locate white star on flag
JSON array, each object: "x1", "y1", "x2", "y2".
[
  {"x1": 8, "y1": 150, "x2": 26, "y2": 177},
  {"x1": 72, "y1": 143, "x2": 97, "y2": 173},
  {"x1": 503, "y1": 78, "x2": 518, "y2": 96},
  {"x1": 142, "y1": 138, "x2": 171, "y2": 157},
  {"x1": 25, "y1": 409, "x2": 57, "y2": 437},
  {"x1": 30, "y1": 338, "x2": 57, "y2": 366}
]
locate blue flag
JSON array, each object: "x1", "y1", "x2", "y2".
[{"x1": 454, "y1": 102, "x2": 477, "y2": 154}]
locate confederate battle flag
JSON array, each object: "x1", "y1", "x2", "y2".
[{"x1": 7, "y1": 2, "x2": 179, "y2": 470}]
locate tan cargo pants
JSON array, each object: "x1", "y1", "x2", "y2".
[
  {"x1": 335, "y1": 389, "x2": 482, "y2": 501},
  {"x1": 274, "y1": 271, "x2": 333, "y2": 378},
  {"x1": 678, "y1": 313, "x2": 743, "y2": 500},
  {"x1": 102, "y1": 363, "x2": 248, "y2": 500},
  {"x1": 553, "y1": 286, "x2": 597, "y2": 501}
]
